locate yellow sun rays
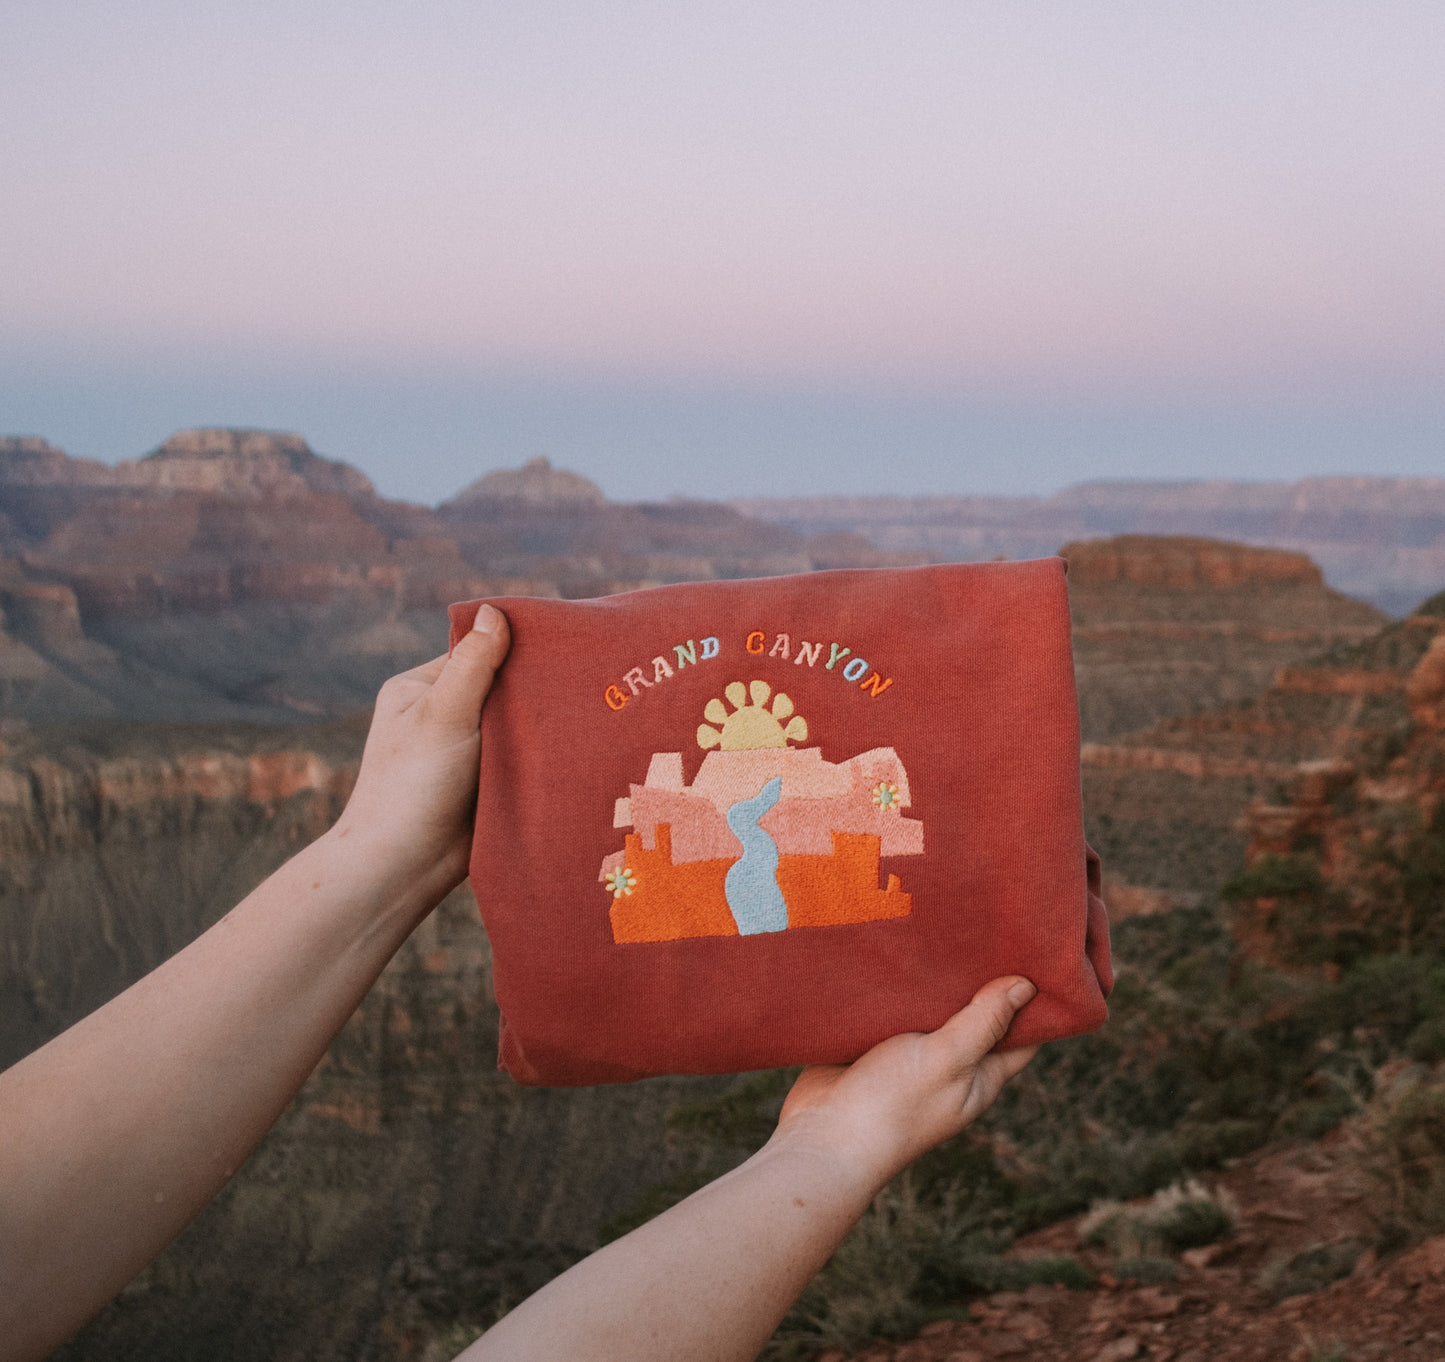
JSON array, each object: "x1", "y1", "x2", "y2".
[{"x1": 697, "y1": 679, "x2": 809, "y2": 751}]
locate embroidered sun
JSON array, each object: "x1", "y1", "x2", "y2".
[
  {"x1": 872, "y1": 782, "x2": 900, "y2": 810},
  {"x1": 604, "y1": 866, "x2": 637, "y2": 898},
  {"x1": 697, "y1": 680, "x2": 808, "y2": 752}
]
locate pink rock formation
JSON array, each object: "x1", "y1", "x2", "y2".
[
  {"x1": 607, "y1": 744, "x2": 924, "y2": 875},
  {"x1": 448, "y1": 455, "x2": 604, "y2": 507}
]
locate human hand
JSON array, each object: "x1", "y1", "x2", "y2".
[
  {"x1": 330, "y1": 605, "x2": 510, "y2": 903},
  {"x1": 770, "y1": 977, "x2": 1039, "y2": 1193}
]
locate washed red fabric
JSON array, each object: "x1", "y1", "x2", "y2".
[{"x1": 449, "y1": 558, "x2": 1111, "y2": 1087}]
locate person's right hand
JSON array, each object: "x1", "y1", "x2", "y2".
[{"x1": 770, "y1": 977, "x2": 1039, "y2": 1191}]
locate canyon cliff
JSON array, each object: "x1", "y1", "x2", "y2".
[
  {"x1": 5, "y1": 426, "x2": 1444, "y2": 1359},
  {"x1": 1062, "y1": 536, "x2": 1383, "y2": 740},
  {"x1": 0, "y1": 431, "x2": 893, "y2": 726}
]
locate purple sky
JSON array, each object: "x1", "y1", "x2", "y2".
[{"x1": 3, "y1": 3, "x2": 1443, "y2": 502}]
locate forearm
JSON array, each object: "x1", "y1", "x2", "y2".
[
  {"x1": 0, "y1": 824, "x2": 448, "y2": 1361},
  {"x1": 465, "y1": 978, "x2": 1038, "y2": 1362},
  {"x1": 464, "y1": 1134, "x2": 883, "y2": 1362}
]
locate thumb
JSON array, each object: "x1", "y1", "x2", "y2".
[
  {"x1": 424, "y1": 605, "x2": 511, "y2": 731},
  {"x1": 929, "y1": 976, "x2": 1036, "y2": 1074}
]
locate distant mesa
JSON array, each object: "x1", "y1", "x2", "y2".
[
  {"x1": 0, "y1": 437, "x2": 112, "y2": 486},
  {"x1": 149, "y1": 427, "x2": 316, "y2": 462},
  {"x1": 0, "y1": 428, "x2": 375, "y2": 500},
  {"x1": 127, "y1": 428, "x2": 376, "y2": 499},
  {"x1": 1062, "y1": 534, "x2": 1384, "y2": 741},
  {"x1": 0, "y1": 436, "x2": 67, "y2": 464},
  {"x1": 447, "y1": 456, "x2": 605, "y2": 508},
  {"x1": 1060, "y1": 535, "x2": 1322, "y2": 590}
]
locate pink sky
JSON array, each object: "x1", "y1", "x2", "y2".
[{"x1": 2, "y1": 3, "x2": 1443, "y2": 498}]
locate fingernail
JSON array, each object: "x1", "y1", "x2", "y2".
[
  {"x1": 472, "y1": 604, "x2": 501, "y2": 635},
  {"x1": 1007, "y1": 978, "x2": 1036, "y2": 1007}
]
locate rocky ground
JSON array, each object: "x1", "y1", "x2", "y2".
[{"x1": 828, "y1": 1117, "x2": 1445, "y2": 1361}]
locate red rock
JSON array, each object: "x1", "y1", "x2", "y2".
[
  {"x1": 1406, "y1": 635, "x2": 1445, "y2": 727},
  {"x1": 1092, "y1": 1338, "x2": 1141, "y2": 1362},
  {"x1": 1249, "y1": 1202, "x2": 1306, "y2": 1223},
  {"x1": 1351, "y1": 1246, "x2": 1378, "y2": 1279},
  {"x1": 919, "y1": 1321, "x2": 958, "y2": 1338},
  {"x1": 1000, "y1": 1310, "x2": 1049, "y2": 1341},
  {"x1": 1129, "y1": 1288, "x2": 1181, "y2": 1319},
  {"x1": 1272, "y1": 666, "x2": 1400, "y2": 697},
  {"x1": 983, "y1": 1292, "x2": 1028, "y2": 1310},
  {"x1": 892, "y1": 1342, "x2": 934, "y2": 1362},
  {"x1": 1062, "y1": 537, "x2": 1321, "y2": 591},
  {"x1": 979, "y1": 1336, "x2": 1028, "y2": 1357}
]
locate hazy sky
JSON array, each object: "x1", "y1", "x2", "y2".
[{"x1": 3, "y1": 3, "x2": 1443, "y2": 502}]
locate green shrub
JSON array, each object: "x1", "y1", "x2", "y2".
[
  {"x1": 1012, "y1": 1255, "x2": 1095, "y2": 1291},
  {"x1": 1080, "y1": 1180, "x2": 1236, "y2": 1260},
  {"x1": 1264, "y1": 1239, "x2": 1367, "y2": 1301},
  {"x1": 1280, "y1": 1092, "x2": 1357, "y2": 1141},
  {"x1": 1221, "y1": 854, "x2": 1325, "y2": 903},
  {"x1": 1176, "y1": 1118, "x2": 1270, "y2": 1167},
  {"x1": 1369, "y1": 1073, "x2": 1445, "y2": 1238},
  {"x1": 1113, "y1": 1256, "x2": 1179, "y2": 1284},
  {"x1": 1407, "y1": 1016, "x2": 1445, "y2": 1063},
  {"x1": 1152, "y1": 1196, "x2": 1236, "y2": 1252}
]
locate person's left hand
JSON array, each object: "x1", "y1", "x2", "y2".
[
  {"x1": 332, "y1": 604, "x2": 511, "y2": 899},
  {"x1": 771, "y1": 976, "x2": 1039, "y2": 1191}
]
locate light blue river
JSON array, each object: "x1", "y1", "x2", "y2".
[{"x1": 723, "y1": 775, "x2": 788, "y2": 935}]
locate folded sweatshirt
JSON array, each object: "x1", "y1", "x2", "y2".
[{"x1": 450, "y1": 557, "x2": 1111, "y2": 1086}]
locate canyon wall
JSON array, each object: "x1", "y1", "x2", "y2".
[
  {"x1": 1062, "y1": 536, "x2": 1384, "y2": 740},
  {"x1": 1080, "y1": 590, "x2": 1436, "y2": 920},
  {"x1": 0, "y1": 431, "x2": 897, "y2": 727},
  {"x1": 4, "y1": 427, "x2": 1443, "y2": 1358}
]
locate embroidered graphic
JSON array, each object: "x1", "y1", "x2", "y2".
[
  {"x1": 604, "y1": 866, "x2": 637, "y2": 899},
  {"x1": 602, "y1": 682, "x2": 923, "y2": 943},
  {"x1": 697, "y1": 679, "x2": 807, "y2": 751},
  {"x1": 724, "y1": 775, "x2": 788, "y2": 934}
]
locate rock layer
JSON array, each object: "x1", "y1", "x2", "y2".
[{"x1": 1063, "y1": 536, "x2": 1384, "y2": 742}]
